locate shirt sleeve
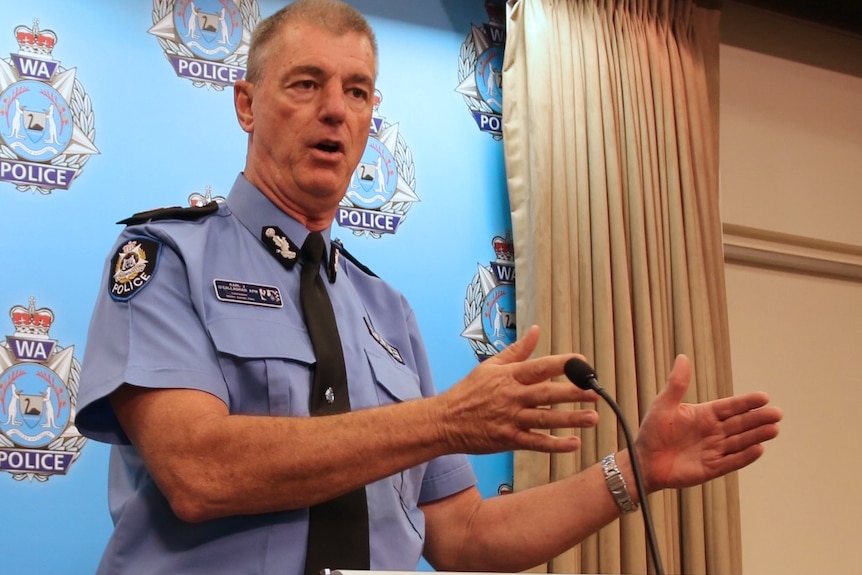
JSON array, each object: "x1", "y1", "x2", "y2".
[
  {"x1": 419, "y1": 453, "x2": 477, "y2": 503},
  {"x1": 401, "y1": 301, "x2": 478, "y2": 503},
  {"x1": 76, "y1": 230, "x2": 228, "y2": 444}
]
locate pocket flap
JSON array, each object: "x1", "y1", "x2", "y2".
[
  {"x1": 209, "y1": 316, "x2": 315, "y2": 364},
  {"x1": 366, "y1": 347, "x2": 421, "y2": 403}
]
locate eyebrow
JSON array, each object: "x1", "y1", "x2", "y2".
[
  {"x1": 289, "y1": 65, "x2": 374, "y2": 88},
  {"x1": 346, "y1": 73, "x2": 375, "y2": 91},
  {"x1": 290, "y1": 65, "x2": 326, "y2": 78}
]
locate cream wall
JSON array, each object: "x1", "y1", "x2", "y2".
[{"x1": 720, "y1": 4, "x2": 862, "y2": 574}]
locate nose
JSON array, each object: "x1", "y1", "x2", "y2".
[{"x1": 318, "y1": 81, "x2": 347, "y2": 124}]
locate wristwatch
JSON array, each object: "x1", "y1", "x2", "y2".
[{"x1": 601, "y1": 453, "x2": 639, "y2": 514}]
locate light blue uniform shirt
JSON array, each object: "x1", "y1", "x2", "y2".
[{"x1": 76, "y1": 174, "x2": 476, "y2": 575}]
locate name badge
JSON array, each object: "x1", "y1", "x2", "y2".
[{"x1": 213, "y1": 279, "x2": 283, "y2": 308}]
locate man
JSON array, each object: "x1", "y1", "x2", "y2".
[{"x1": 75, "y1": 1, "x2": 782, "y2": 574}]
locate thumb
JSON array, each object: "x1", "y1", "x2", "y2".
[
  {"x1": 656, "y1": 354, "x2": 691, "y2": 407},
  {"x1": 486, "y1": 325, "x2": 540, "y2": 365}
]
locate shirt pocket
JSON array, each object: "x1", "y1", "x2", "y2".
[
  {"x1": 365, "y1": 345, "x2": 427, "y2": 536},
  {"x1": 365, "y1": 346, "x2": 422, "y2": 406},
  {"x1": 208, "y1": 316, "x2": 315, "y2": 416}
]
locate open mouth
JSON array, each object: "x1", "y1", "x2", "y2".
[{"x1": 314, "y1": 140, "x2": 343, "y2": 154}]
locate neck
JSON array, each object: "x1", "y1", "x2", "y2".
[{"x1": 243, "y1": 169, "x2": 340, "y2": 232}]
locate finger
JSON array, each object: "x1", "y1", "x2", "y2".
[
  {"x1": 510, "y1": 352, "x2": 590, "y2": 387},
  {"x1": 720, "y1": 406, "x2": 782, "y2": 451},
  {"x1": 712, "y1": 391, "x2": 774, "y2": 422},
  {"x1": 710, "y1": 444, "x2": 766, "y2": 477},
  {"x1": 486, "y1": 325, "x2": 540, "y2": 366},
  {"x1": 722, "y1": 422, "x2": 781, "y2": 456},
  {"x1": 517, "y1": 380, "x2": 597, "y2": 406},
  {"x1": 721, "y1": 405, "x2": 783, "y2": 438},
  {"x1": 510, "y1": 429, "x2": 583, "y2": 453},
  {"x1": 514, "y1": 407, "x2": 599, "y2": 430},
  {"x1": 570, "y1": 388, "x2": 600, "y2": 403}
]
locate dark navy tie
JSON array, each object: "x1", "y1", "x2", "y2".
[{"x1": 300, "y1": 231, "x2": 370, "y2": 575}]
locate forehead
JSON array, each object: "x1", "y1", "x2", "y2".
[{"x1": 264, "y1": 20, "x2": 376, "y2": 79}]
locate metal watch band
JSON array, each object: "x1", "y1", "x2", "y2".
[{"x1": 601, "y1": 453, "x2": 639, "y2": 514}]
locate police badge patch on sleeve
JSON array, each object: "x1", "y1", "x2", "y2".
[{"x1": 109, "y1": 238, "x2": 162, "y2": 301}]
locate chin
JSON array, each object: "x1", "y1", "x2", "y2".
[{"x1": 301, "y1": 178, "x2": 350, "y2": 201}]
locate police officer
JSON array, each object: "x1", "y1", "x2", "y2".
[{"x1": 75, "y1": 1, "x2": 782, "y2": 574}]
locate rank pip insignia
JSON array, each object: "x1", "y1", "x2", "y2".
[
  {"x1": 149, "y1": 0, "x2": 260, "y2": 90},
  {"x1": 336, "y1": 89, "x2": 419, "y2": 238},
  {"x1": 0, "y1": 298, "x2": 86, "y2": 481},
  {"x1": 461, "y1": 233, "x2": 517, "y2": 361},
  {"x1": 455, "y1": 1, "x2": 505, "y2": 139},
  {"x1": 188, "y1": 184, "x2": 226, "y2": 207},
  {"x1": 0, "y1": 19, "x2": 100, "y2": 194}
]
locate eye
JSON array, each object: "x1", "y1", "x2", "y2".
[
  {"x1": 348, "y1": 87, "x2": 369, "y2": 101},
  {"x1": 286, "y1": 79, "x2": 318, "y2": 100}
]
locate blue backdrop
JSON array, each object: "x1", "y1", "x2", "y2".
[{"x1": 0, "y1": 1, "x2": 513, "y2": 571}]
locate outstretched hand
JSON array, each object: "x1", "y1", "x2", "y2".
[
  {"x1": 635, "y1": 355, "x2": 783, "y2": 493},
  {"x1": 438, "y1": 326, "x2": 599, "y2": 456}
]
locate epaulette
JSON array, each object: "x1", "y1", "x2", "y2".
[
  {"x1": 332, "y1": 238, "x2": 378, "y2": 278},
  {"x1": 117, "y1": 202, "x2": 219, "y2": 226}
]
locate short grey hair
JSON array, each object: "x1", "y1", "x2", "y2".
[{"x1": 245, "y1": 0, "x2": 378, "y2": 83}]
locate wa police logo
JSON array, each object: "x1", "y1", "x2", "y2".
[
  {"x1": 461, "y1": 233, "x2": 517, "y2": 361},
  {"x1": 337, "y1": 90, "x2": 419, "y2": 238},
  {"x1": 149, "y1": 0, "x2": 260, "y2": 90},
  {"x1": 0, "y1": 20, "x2": 99, "y2": 194},
  {"x1": 110, "y1": 238, "x2": 162, "y2": 301},
  {"x1": 455, "y1": 1, "x2": 505, "y2": 139},
  {"x1": 0, "y1": 298, "x2": 86, "y2": 481}
]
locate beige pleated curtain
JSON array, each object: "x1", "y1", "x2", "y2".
[{"x1": 503, "y1": 0, "x2": 737, "y2": 574}]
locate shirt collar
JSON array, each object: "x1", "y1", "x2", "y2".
[
  {"x1": 226, "y1": 173, "x2": 340, "y2": 283},
  {"x1": 226, "y1": 173, "x2": 335, "y2": 259}
]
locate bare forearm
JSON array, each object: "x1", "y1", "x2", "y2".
[
  {"x1": 114, "y1": 386, "x2": 452, "y2": 522},
  {"x1": 201, "y1": 405, "x2": 445, "y2": 514},
  {"x1": 425, "y1": 451, "x2": 635, "y2": 572}
]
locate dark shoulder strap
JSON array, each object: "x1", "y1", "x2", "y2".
[
  {"x1": 117, "y1": 203, "x2": 218, "y2": 225},
  {"x1": 332, "y1": 238, "x2": 378, "y2": 278}
]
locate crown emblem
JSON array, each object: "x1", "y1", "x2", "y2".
[
  {"x1": 10, "y1": 297, "x2": 54, "y2": 338},
  {"x1": 492, "y1": 233, "x2": 514, "y2": 262},
  {"x1": 188, "y1": 184, "x2": 225, "y2": 207},
  {"x1": 372, "y1": 89, "x2": 383, "y2": 111},
  {"x1": 15, "y1": 19, "x2": 58, "y2": 58},
  {"x1": 114, "y1": 240, "x2": 150, "y2": 285}
]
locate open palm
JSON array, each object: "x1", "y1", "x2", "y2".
[{"x1": 635, "y1": 355, "x2": 782, "y2": 493}]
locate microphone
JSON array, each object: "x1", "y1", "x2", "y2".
[{"x1": 564, "y1": 358, "x2": 665, "y2": 575}]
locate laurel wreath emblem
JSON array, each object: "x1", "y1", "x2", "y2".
[
  {"x1": 457, "y1": 34, "x2": 502, "y2": 142},
  {"x1": 151, "y1": 0, "x2": 260, "y2": 91},
  {"x1": 340, "y1": 121, "x2": 417, "y2": 240},
  {"x1": 0, "y1": 70, "x2": 97, "y2": 195},
  {"x1": 0, "y1": 346, "x2": 86, "y2": 482},
  {"x1": 462, "y1": 272, "x2": 501, "y2": 359}
]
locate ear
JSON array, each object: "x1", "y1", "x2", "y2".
[{"x1": 234, "y1": 80, "x2": 254, "y2": 133}]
